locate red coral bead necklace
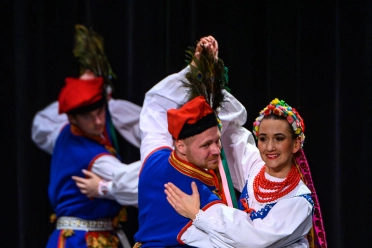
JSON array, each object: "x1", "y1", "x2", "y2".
[{"x1": 253, "y1": 165, "x2": 300, "y2": 203}]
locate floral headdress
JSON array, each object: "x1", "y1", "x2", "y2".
[{"x1": 253, "y1": 98, "x2": 306, "y2": 147}]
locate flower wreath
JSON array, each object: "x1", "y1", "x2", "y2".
[{"x1": 252, "y1": 98, "x2": 306, "y2": 147}]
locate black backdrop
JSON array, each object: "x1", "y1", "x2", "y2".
[{"x1": 2, "y1": 0, "x2": 371, "y2": 247}]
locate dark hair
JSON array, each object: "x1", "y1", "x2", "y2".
[
  {"x1": 68, "y1": 94, "x2": 106, "y2": 115},
  {"x1": 178, "y1": 112, "x2": 218, "y2": 140},
  {"x1": 262, "y1": 114, "x2": 297, "y2": 140}
]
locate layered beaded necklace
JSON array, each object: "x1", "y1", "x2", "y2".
[{"x1": 253, "y1": 165, "x2": 300, "y2": 203}]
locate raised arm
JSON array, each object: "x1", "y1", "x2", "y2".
[
  {"x1": 31, "y1": 101, "x2": 68, "y2": 154},
  {"x1": 218, "y1": 91, "x2": 264, "y2": 192},
  {"x1": 31, "y1": 98, "x2": 142, "y2": 155},
  {"x1": 140, "y1": 36, "x2": 220, "y2": 161},
  {"x1": 139, "y1": 67, "x2": 190, "y2": 162},
  {"x1": 108, "y1": 98, "x2": 142, "y2": 148}
]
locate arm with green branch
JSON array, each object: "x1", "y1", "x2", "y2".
[{"x1": 138, "y1": 35, "x2": 260, "y2": 201}]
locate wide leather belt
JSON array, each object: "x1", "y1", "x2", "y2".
[{"x1": 56, "y1": 216, "x2": 113, "y2": 231}]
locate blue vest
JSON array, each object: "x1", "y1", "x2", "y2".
[
  {"x1": 48, "y1": 124, "x2": 122, "y2": 219},
  {"x1": 135, "y1": 148, "x2": 224, "y2": 247}
]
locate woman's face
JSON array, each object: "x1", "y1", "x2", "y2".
[{"x1": 257, "y1": 118, "x2": 300, "y2": 177}]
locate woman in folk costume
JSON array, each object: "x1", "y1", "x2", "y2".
[
  {"x1": 249, "y1": 98, "x2": 327, "y2": 247},
  {"x1": 165, "y1": 98, "x2": 327, "y2": 247}
]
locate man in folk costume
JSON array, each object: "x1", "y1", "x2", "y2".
[
  {"x1": 47, "y1": 77, "x2": 137, "y2": 248},
  {"x1": 32, "y1": 25, "x2": 141, "y2": 248},
  {"x1": 133, "y1": 36, "x2": 263, "y2": 247},
  {"x1": 135, "y1": 96, "x2": 227, "y2": 247}
]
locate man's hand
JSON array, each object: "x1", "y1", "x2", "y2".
[
  {"x1": 164, "y1": 181, "x2": 200, "y2": 220},
  {"x1": 194, "y1": 35, "x2": 219, "y2": 62},
  {"x1": 72, "y1": 169, "x2": 102, "y2": 198}
]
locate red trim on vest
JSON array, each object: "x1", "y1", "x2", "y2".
[
  {"x1": 139, "y1": 146, "x2": 173, "y2": 175},
  {"x1": 86, "y1": 153, "x2": 112, "y2": 201},
  {"x1": 87, "y1": 153, "x2": 112, "y2": 171},
  {"x1": 169, "y1": 150, "x2": 215, "y2": 186},
  {"x1": 57, "y1": 230, "x2": 66, "y2": 248}
]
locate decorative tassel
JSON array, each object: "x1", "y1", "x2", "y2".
[{"x1": 295, "y1": 149, "x2": 328, "y2": 248}]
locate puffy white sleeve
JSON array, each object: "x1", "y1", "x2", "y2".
[
  {"x1": 189, "y1": 198, "x2": 313, "y2": 248},
  {"x1": 31, "y1": 101, "x2": 68, "y2": 154},
  {"x1": 139, "y1": 67, "x2": 264, "y2": 190},
  {"x1": 108, "y1": 98, "x2": 142, "y2": 148},
  {"x1": 139, "y1": 67, "x2": 190, "y2": 162},
  {"x1": 218, "y1": 91, "x2": 264, "y2": 192},
  {"x1": 31, "y1": 98, "x2": 142, "y2": 154},
  {"x1": 91, "y1": 155, "x2": 141, "y2": 206}
]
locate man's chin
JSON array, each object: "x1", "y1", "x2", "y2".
[
  {"x1": 94, "y1": 128, "x2": 104, "y2": 135},
  {"x1": 207, "y1": 161, "x2": 219, "y2": 170},
  {"x1": 89, "y1": 131, "x2": 103, "y2": 137}
]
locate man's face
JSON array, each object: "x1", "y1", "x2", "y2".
[
  {"x1": 69, "y1": 105, "x2": 106, "y2": 136},
  {"x1": 182, "y1": 126, "x2": 221, "y2": 170}
]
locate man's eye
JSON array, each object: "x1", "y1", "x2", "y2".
[{"x1": 82, "y1": 115, "x2": 91, "y2": 120}]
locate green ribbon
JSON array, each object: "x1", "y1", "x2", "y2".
[
  {"x1": 220, "y1": 148, "x2": 238, "y2": 208},
  {"x1": 106, "y1": 107, "x2": 119, "y2": 153}
]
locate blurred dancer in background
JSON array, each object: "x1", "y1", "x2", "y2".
[{"x1": 31, "y1": 24, "x2": 141, "y2": 248}]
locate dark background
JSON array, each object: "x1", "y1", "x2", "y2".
[{"x1": 2, "y1": 0, "x2": 371, "y2": 247}]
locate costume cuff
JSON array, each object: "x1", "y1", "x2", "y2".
[
  {"x1": 192, "y1": 210, "x2": 212, "y2": 233},
  {"x1": 98, "y1": 179, "x2": 113, "y2": 196}
]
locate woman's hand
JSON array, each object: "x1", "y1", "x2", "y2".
[{"x1": 164, "y1": 181, "x2": 200, "y2": 220}]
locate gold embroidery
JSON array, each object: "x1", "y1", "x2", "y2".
[{"x1": 169, "y1": 151, "x2": 215, "y2": 186}]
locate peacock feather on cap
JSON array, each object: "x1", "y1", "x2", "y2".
[
  {"x1": 182, "y1": 42, "x2": 230, "y2": 113},
  {"x1": 73, "y1": 24, "x2": 120, "y2": 152},
  {"x1": 182, "y1": 40, "x2": 237, "y2": 210},
  {"x1": 73, "y1": 24, "x2": 116, "y2": 90}
]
